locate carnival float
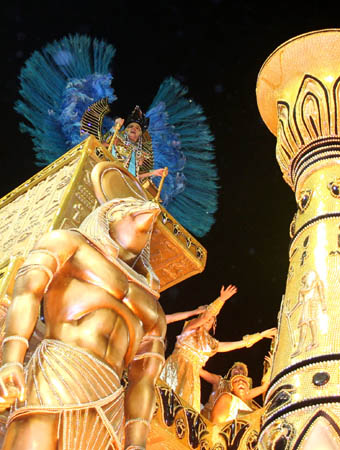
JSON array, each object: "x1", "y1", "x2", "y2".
[{"x1": 3, "y1": 28, "x2": 340, "y2": 450}]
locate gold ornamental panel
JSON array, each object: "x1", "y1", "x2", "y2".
[
  {"x1": 257, "y1": 29, "x2": 340, "y2": 190},
  {"x1": 0, "y1": 135, "x2": 206, "y2": 297}
]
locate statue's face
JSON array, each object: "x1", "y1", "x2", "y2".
[
  {"x1": 109, "y1": 207, "x2": 160, "y2": 256},
  {"x1": 231, "y1": 376, "x2": 250, "y2": 400},
  {"x1": 126, "y1": 122, "x2": 142, "y2": 143}
]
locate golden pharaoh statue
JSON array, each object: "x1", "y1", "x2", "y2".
[
  {"x1": 0, "y1": 195, "x2": 166, "y2": 450},
  {"x1": 257, "y1": 29, "x2": 340, "y2": 449}
]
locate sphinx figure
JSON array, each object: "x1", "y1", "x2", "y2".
[{"x1": 0, "y1": 196, "x2": 166, "y2": 450}]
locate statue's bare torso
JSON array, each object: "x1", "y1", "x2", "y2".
[{"x1": 42, "y1": 230, "x2": 162, "y2": 376}]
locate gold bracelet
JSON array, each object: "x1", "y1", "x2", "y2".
[
  {"x1": 2, "y1": 336, "x2": 29, "y2": 349},
  {"x1": 125, "y1": 446, "x2": 145, "y2": 450},
  {"x1": 133, "y1": 352, "x2": 165, "y2": 364},
  {"x1": 0, "y1": 362, "x2": 23, "y2": 372},
  {"x1": 243, "y1": 332, "x2": 261, "y2": 348},
  {"x1": 125, "y1": 418, "x2": 150, "y2": 429}
]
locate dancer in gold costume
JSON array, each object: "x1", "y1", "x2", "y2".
[
  {"x1": 160, "y1": 284, "x2": 276, "y2": 411},
  {"x1": 0, "y1": 197, "x2": 166, "y2": 450},
  {"x1": 201, "y1": 359, "x2": 272, "y2": 424}
]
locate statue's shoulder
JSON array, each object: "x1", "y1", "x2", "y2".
[{"x1": 35, "y1": 229, "x2": 83, "y2": 253}]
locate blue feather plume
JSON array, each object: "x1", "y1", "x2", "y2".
[
  {"x1": 147, "y1": 77, "x2": 218, "y2": 237},
  {"x1": 15, "y1": 34, "x2": 116, "y2": 165}
]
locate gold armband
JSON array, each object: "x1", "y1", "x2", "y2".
[
  {"x1": 133, "y1": 352, "x2": 165, "y2": 364},
  {"x1": 29, "y1": 249, "x2": 60, "y2": 271},
  {"x1": 125, "y1": 418, "x2": 150, "y2": 429},
  {"x1": 243, "y1": 332, "x2": 262, "y2": 348},
  {"x1": 2, "y1": 336, "x2": 29, "y2": 349},
  {"x1": 15, "y1": 264, "x2": 54, "y2": 293},
  {"x1": 125, "y1": 446, "x2": 145, "y2": 450},
  {"x1": 140, "y1": 335, "x2": 165, "y2": 346}
]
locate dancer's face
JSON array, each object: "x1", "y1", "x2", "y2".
[{"x1": 126, "y1": 122, "x2": 142, "y2": 143}]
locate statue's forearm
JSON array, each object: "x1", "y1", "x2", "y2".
[
  {"x1": 124, "y1": 376, "x2": 158, "y2": 449},
  {"x1": 2, "y1": 268, "x2": 49, "y2": 365},
  {"x1": 2, "y1": 293, "x2": 41, "y2": 364}
]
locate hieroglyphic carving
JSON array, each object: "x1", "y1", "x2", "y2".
[
  {"x1": 0, "y1": 157, "x2": 79, "y2": 266},
  {"x1": 150, "y1": 227, "x2": 201, "y2": 291}
]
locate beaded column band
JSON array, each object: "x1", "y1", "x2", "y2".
[
  {"x1": 125, "y1": 418, "x2": 150, "y2": 429},
  {"x1": 2, "y1": 336, "x2": 29, "y2": 349},
  {"x1": 0, "y1": 362, "x2": 23, "y2": 372}
]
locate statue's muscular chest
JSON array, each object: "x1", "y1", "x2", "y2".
[{"x1": 46, "y1": 242, "x2": 158, "y2": 333}]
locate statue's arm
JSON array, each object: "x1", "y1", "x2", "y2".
[
  {"x1": 0, "y1": 230, "x2": 77, "y2": 404},
  {"x1": 124, "y1": 302, "x2": 166, "y2": 450}
]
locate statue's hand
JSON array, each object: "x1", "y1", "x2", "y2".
[
  {"x1": 0, "y1": 364, "x2": 26, "y2": 409},
  {"x1": 261, "y1": 328, "x2": 277, "y2": 340}
]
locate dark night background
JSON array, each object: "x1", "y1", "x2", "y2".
[{"x1": 1, "y1": 1, "x2": 337, "y2": 403}]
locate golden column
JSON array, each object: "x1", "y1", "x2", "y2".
[{"x1": 257, "y1": 30, "x2": 340, "y2": 449}]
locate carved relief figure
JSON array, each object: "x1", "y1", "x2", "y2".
[
  {"x1": 160, "y1": 284, "x2": 276, "y2": 411},
  {"x1": 288, "y1": 270, "x2": 326, "y2": 358},
  {"x1": 0, "y1": 197, "x2": 166, "y2": 450}
]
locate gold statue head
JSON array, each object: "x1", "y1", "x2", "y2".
[
  {"x1": 107, "y1": 197, "x2": 160, "y2": 256},
  {"x1": 78, "y1": 197, "x2": 160, "y2": 289}
]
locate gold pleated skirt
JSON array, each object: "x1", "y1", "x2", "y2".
[{"x1": 8, "y1": 339, "x2": 124, "y2": 450}]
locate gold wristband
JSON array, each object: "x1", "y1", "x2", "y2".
[
  {"x1": 2, "y1": 336, "x2": 29, "y2": 349},
  {"x1": 243, "y1": 332, "x2": 262, "y2": 348},
  {"x1": 125, "y1": 418, "x2": 150, "y2": 429},
  {"x1": 125, "y1": 446, "x2": 145, "y2": 450}
]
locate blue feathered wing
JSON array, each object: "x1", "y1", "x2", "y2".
[{"x1": 15, "y1": 35, "x2": 218, "y2": 236}]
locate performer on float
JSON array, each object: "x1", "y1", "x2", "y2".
[
  {"x1": 0, "y1": 197, "x2": 166, "y2": 450},
  {"x1": 201, "y1": 358, "x2": 272, "y2": 425},
  {"x1": 160, "y1": 284, "x2": 276, "y2": 411},
  {"x1": 105, "y1": 106, "x2": 168, "y2": 183}
]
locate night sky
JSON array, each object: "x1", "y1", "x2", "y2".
[{"x1": 2, "y1": 1, "x2": 338, "y2": 402}]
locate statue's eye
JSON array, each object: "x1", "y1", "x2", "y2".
[
  {"x1": 328, "y1": 181, "x2": 340, "y2": 198},
  {"x1": 298, "y1": 190, "x2": 312, "y2": 212}
]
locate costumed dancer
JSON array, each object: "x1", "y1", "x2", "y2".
[
  {"x1": 0, "y1": 197, "x2": 166, "y2": 450},
  {"x1": 201, "y1": 356, "x2": 273, "y2": 424},
  {"x1": 106, "y1": 107, "x2": 167, "y2": 182},
  {"x1": 160, "y1": 285, "x2": 276, "y2": 411}
]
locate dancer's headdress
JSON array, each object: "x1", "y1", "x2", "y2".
[{"x1": 125, "y1": 105, "x2": 149, "y2": 132}]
